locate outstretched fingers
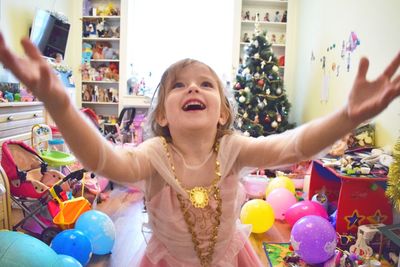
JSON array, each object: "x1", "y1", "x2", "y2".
[
  {"x1": 21, "y1": 37, "x2": 44, "y2": 61},
  {"x1": 383, "y1": 52, "x2": 400, "y2": 79},
  {"x1": 356, "y1": 57, "x2": 369, "y2": 81}
]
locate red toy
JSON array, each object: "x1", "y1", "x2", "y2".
[{"x1": 308, "y1": 160, "x2": 392, "y2": 234}]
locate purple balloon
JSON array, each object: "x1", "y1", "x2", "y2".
[{"x1": 290, "y1": 215, "x2": 337, "y2": 264}]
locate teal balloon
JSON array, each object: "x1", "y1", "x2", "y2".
[
  {"x1": 75, "y1": 210, "x2": 116, "y2": 255},
  {"x1": 50, "y1": 229, "x2": 92, "y2": 266},
  {"x1": 0, "y1": 231, "x2": 61, "y2": 267},
  {"x1": 58, "y1": 254, "x2": 83, "y2": 267}
]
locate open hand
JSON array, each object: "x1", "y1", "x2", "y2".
[
  {"x1": 347, "y1": 52, "x2": 400, "y2": 124},
  {"x1": 0, "y1": 33, "x2": 64, "y2": 104}
]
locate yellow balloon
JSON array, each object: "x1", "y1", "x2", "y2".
[
  {"x1": 265, "y1": 176, "x2": 295, "y2": 197},
  {"x1": 240, "y1": 199, "x2": 275, "y2": 233}
]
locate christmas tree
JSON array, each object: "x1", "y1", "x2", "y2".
[
  {"x1": 385, "y1": 138, "x2": 400, "y2": 210},
  {"x1": 233, "y1": 21, "x2": 295, "y2": 137}
]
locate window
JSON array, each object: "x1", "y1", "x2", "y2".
[{"x1": 127, "y1": 0, "x2": 235, "y2": 91}]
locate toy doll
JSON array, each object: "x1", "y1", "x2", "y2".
[
  {"x1": 264, "y1": 12, "x2": 270, "y2": 21},
  {"x1": 281, "y1": 10, "x2": 287, "y2": 23},
  {"x1": 274, "y1": 11, "x2": 281, "y2": 22}
]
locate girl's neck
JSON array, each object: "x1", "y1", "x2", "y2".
[{"x1": 169, "y1": 129, "x2": 217, "y2": 166}]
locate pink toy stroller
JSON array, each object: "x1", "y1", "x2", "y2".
[{"x1": 0, "y1": 140, "x2": 86, "y2": 244}]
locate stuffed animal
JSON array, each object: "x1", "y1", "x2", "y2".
[
  {"x1": 109, "y1": 88, "x2": 118, "y2": 102},
  {"x1": 109, "y1": 63, "x2": 119, "y2": 81},
  {"x1": 93, "y1": 41, "x2": 110, "y2": 60},
  {"x1": 102, "y1": 46, "x2": 119, "y2": 59},
  {"x1": 82, "y1": 42, "x2": 93, "y2": 63},
  {"x1": 82, "y1": 84, "x2": 92, "y2": 101},
  {"x1": 96, "y1": 20, "x2": 106, "y2": 38},
  {"x1": 83, "y1": 23, "x2": 97, "y2": 38}
]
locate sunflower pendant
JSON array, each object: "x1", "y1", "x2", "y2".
[{"x1": 188, "y1": 187, "x2": 209, "y2": 208}]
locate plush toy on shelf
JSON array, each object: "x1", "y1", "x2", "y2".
[{"x1": 82, "y1": 42, "x2": 93, "y2": 63}]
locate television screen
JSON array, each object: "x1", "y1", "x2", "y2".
[{"x1": 30, "y1": 9, "x2": 70, "y2": 59}]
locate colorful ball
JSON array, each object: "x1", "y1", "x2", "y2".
[
  {"x1": 285, "y1": 200, "x2": 328, "y2": 227},
  {"x1": 50, "y1": 229, "x2": 92, "y2": 266},
  {"x1": 75, "y1": 210, "x2": 116, "y2": 255},
  {"x1": 0, "y1": 231, "x2": 61, "y2": 267},
  {"x1": 240, "y1": 199, "x2": 275, "y2": 233},
  {"x1": 58, "y1": 254, "x2": 83, "y2": 267},
  {"x1": 265, "y1": 176, "x2": 295, "y2": 197},
  {"x1": 266, "y1": 188, "x2": 297, "y2": 220},
  {"x1": 290, "y1": 215, "x2": 337, "y2": 264}
]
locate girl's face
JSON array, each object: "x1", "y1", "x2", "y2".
[{"x1": 157, "y1": 62, "x2": 227, "y2": 135}]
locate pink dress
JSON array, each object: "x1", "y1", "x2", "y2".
[
  {"x1": 101, "y1": 130, "x2": 315, "y2": 266},
  {"x1": 132, "y1": 135, "x2": 284, "y2": 267}
]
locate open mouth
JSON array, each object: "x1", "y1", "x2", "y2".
[{"x1": 182, "y1": 100, "x2": 206, "y2": 111}]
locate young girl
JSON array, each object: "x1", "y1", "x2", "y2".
[{"x1": 0, "y1": 33, "x2": 399, "y2": 266}]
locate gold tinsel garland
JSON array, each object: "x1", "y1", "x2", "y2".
[{"x1": 385, "y1": 138, "x2": 400, "y2": 210}]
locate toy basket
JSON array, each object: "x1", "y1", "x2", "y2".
[{"x1": 51, "y1": 174, "x2": 91, "y2": 230}]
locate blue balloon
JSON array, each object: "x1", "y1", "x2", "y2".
[
  {"x1": 0, "y1": 231, "x2": 62, "y2": 267},
  {"x1": 50, "y1": 229, "x2": 92, "y2": 266},
  {"x1": 58, "y1": 254, "x2": 83, "y2": 267},
  {"x1": 75, "y1": 210, "x2": 116, "y2": 255}
]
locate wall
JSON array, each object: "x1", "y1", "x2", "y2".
[
  {"x1": 285, "y1": 0, "x2": 400, "y2": 148},
  {"x1": 0, "y1": 0, "x2": 80, "y2": 97}
]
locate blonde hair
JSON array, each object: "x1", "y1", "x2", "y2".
[{"x1": 149, "y1": 58, "x2": 234, "y2": 141}]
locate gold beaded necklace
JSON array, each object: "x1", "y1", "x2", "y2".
[{"x1": 161, "y1": 136, "x2": 222, "y2": 266}]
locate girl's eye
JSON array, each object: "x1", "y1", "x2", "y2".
[
  {"x1": 201, "y1": 81, "x2": 213, "y2": 88},
  {"x1": 172, "y1": 82, "x2": 185, "y2": 89}
]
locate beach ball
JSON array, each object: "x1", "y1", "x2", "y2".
[
  {"x1": 240, "y1": 199, "x2": 275, "y2": 233},
  {"x1": 58, "y1": 254, "x2": 83, "y2": 267},
  {"x1": 266, "y1": 188, "x2": 297, "y2": 220},
  {"x1": 75, "y1": 210, "x2": 116, "y2": 255},
  {"x1": 0, "y1": 230, "x2": 61, "y2": 267},
  {"x1": 50, "y1": 229, "x2": 92, "y2": 266},
  {"x1": 285, "y1": 200, "x2": 328, "y2": 226},
  {"x1": 290, "y1": 215, "x2": 337, "y2": 264},
  {"x1": 265, "y1": 176, "x2": 295, "y2": 197}
]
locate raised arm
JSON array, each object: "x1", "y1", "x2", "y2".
[
  {"x1": 0, "y1": 33, "x2": 148, "y2": 183},
  {"x1": 237, "y1": 52, "x2": 400, "y2": 169}
]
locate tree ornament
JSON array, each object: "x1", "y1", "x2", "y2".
[
  {"x1": 257, "y1": 79, "x2": 264, "y2": 86},
  {"x1": 276, "y1": 87, "x2": 282, "y2": 95},
  {"x1": 254, "y1": 53, "x2": 260, "y2": 59},
  {"x1": 386, "y1": 138, "x2": 400, "y2": 210},
  {"x1": 266, "y1": 89, "x2": 271, "y2": 95},
  {"x1": 243, "y1": 112, "x2": 248, "y2": 118},
  {"x1": 264, "y1": 115, "x2": 271, "y2": 123},
  {"x1": 273, "y1": 65, "x2": 279, "y2": 72},
  {"x1": 244, "y1": 86, "x2": 250, "y2": 93},
  {"x1": 235, "y1": 82, "x2": 241, "y2": 90},
  {"x1": 257, "y1": 100, "x2": 264, "y2": 109},
  {"x1": 276, "y1": 113, "x2": 282, "y2": 122},
  {"x1": 261, "y1": 61, "x2": 266, "y2": 68},
  {"x1": 271, "y1": 120, "x2": 278, "y2": 128},
  {"x1": 239, "y1": 96, "x2": 246, "y2": 103},
  {"x1": 254, "y1": 72, "x2": 260, "y2": 79}
]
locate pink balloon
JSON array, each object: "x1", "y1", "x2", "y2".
[
  {"x1": 285, "y1": 200, "x2": 328, "y2": 226},
  {"x1": 266, "y1": 188, "x2": 297, "y2": 220}
]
